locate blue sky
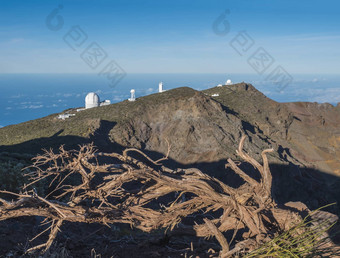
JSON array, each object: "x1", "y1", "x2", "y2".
[{"x1": 0, "y1": 0, "x2": 339, "y2": 74}]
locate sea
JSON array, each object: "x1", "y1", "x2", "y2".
[{"x1": 1, "y1": 73, "x2": 340, "y2": 128}]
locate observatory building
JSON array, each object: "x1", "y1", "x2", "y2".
[
  {"x1": 85, "y1": 92, "x2": 100, "y2": 109},
  {"x1": 57, "y1": 92, "x2": 111, "y2": 120},
  {"x1": 128, "y1": 89, "x2": 136, "y2": 102},
  {"x1": 85, "y1": 92, "x2": 111, "y2": 109},
  {"x1": 225, "y1": 79, "x2": 232, "y2": 85},
  {"x1": 216, "y1": 79, "x2": 232, "y2": 87},
  {"x1": 159, "y1": 82, "x2": 165, "y2": 93}
]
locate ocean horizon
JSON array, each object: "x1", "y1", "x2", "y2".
[{"x1": 1, "y1": 73, "x2": 340, "y2": 127}]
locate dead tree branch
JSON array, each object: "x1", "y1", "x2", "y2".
[{"x1": 0, "y1": 135, "x2": 302, "y2": 256}]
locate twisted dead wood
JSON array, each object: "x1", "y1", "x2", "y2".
[{"x1": 0, "y1": 135, "x2": 302, "y2": 256}]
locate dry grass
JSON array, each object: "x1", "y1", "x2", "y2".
[{"x1": 245, "y1": 204, "x2": 339, "y2": 257}]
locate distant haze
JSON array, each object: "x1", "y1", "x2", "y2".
[{"x1": 0, "y1": 73, "x2": 340, "y2": 127}]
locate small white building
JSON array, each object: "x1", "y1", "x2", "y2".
[
  {"x1": 58, "y1": 113, "x2": 75, "y2": 120},
  {"x1": 100, "y1": 100, "x2": 111, "y2": 106}
]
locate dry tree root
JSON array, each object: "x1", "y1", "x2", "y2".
[{"x1": 0, "y1": 135, "x2": 303, "y2": 256}]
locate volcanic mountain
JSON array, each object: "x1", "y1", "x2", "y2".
[{"x1": 1, "y1": 83, "x2": 340, "y2": 211}]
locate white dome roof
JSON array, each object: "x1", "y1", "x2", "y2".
[
  {"x1": 225, "y1": 79, "x2": 232, "y2": 85},
  {"x1": 85, "y1": 92, "x2": 100, "y2": 109}
]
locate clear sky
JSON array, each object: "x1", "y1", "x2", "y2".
[{"x1": 1, "y1": 0, "x2": 339, "y2": 74}]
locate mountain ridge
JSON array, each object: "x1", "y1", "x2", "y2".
[{"x1": 0, "y1": 83, "x2": 339, "y2": 177}]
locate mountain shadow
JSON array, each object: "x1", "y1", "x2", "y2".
[
  {"x1": 1, "y1": 129, "x2": 339, "y2": 217},
  {"x1": 0, "y1": 120, "x2": 118, "y2": 154}
]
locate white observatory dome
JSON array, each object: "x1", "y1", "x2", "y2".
[
  {"x1": 85, "y1": 92, "x2": 100, "y2": 109},
  {"x1": 225, "y1": 79, "x2": 232, "y2": 85},
  {"x1": 128, "y1": 89, "x2": 136, "y2": 102}
]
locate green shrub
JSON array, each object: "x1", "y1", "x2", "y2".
[
  {"x1": 0, "y1": 160, "x2": 29, "y2": 193},
  {"x1": 0, "y1": 153, "x2": 45, "y2": 195}
]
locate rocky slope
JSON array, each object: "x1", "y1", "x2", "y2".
[
  {"x1": 284, "y1": 101, "x2": 340, "y2": 175},
  {"x1": 203, "y1": 83, "x2": 340, "y2": 176},
  {"x1": 109, "y1": 88, "x2": 267, "y2": 164},
  {"x1": 0, "y1": 83, "x2": 339, "y2": 211},
  {"x1": 1, "y1": 83, "x2": 340, "y2": 174}
]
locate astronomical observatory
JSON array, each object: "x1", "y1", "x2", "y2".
[
  {"x1": 128, "y1": 89, "x2": 136, "y2": 102},
  {"x1": 85, "y1": 92, "x2": 100, "y2": 109},
  {"x1": 57, "y1": 92, "x2": 111, "y2": 120},
  {"x1": 159, "y1": 82, "x2": 165, "y2": 93},
  {"x1": 85, "y1": 92, "x2": 111, "y2": 109},
  {"x1": 128, "y1": 82, "x2": 166, "y2": 102},
  {"x1": 225, "y1": 79, "x2": 232, "y2": 85},
  {"x1": 217, "y1": 79, "x2": 232, "y2": 87}
]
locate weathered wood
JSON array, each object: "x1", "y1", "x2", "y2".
[{"x1": 0, "y1": 135, "x2": 302, "y2": 255}]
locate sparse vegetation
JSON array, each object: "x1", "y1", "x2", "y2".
[
  {"x1": 0, "y1": 152, "x2": 33, "y2": 193},
  {"x1": 245, "y1": 204, "x2": 339, "y2": 257},
  {"x1": 0, "y1": 87, "x2": 197, "y2": 151}
]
